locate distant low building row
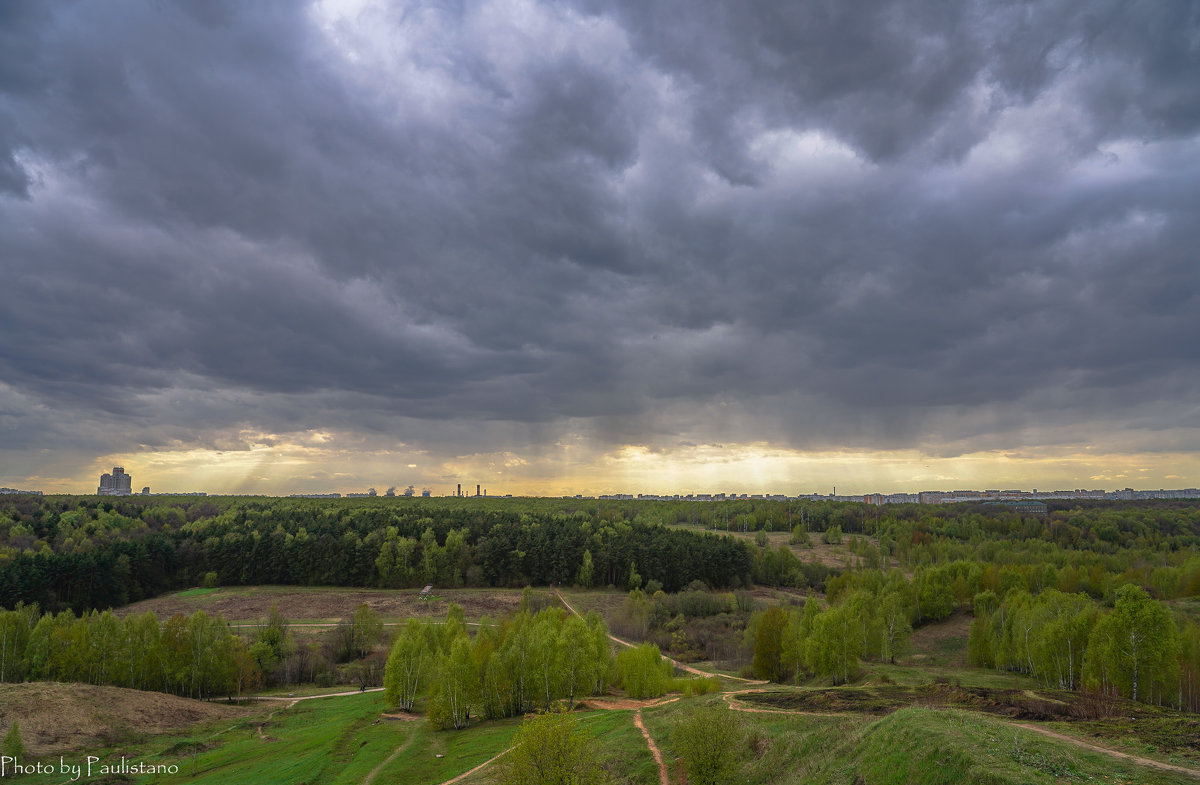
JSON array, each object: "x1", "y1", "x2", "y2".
[{"x1": 572, "y1": 487, "x2": 1200, "y2": 505}]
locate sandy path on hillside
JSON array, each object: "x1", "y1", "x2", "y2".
[
  {"x1": 635, "y1": 708, "x2": 669, "y2": 785},
  {"x1": 722, "y1": 689, "x2": 856, "y2": 718},
  {"x1": 1011, "y1": 723, "x2": 1200, "y2": 780},
  {"x1": 251, "y1": 687, "x2": 384, "y2": 701},
  {"x1": 435, "y1": 747, "x2": 513, "y2": 785},
  {"x1": 363, "y1": 732, "x2": 416, "y2": 785}
]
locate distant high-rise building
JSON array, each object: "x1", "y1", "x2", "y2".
[{"x1": 98, "y1": 466, "x2": 133, "y2": 496}]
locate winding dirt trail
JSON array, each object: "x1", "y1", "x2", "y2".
[
  {"x1": 241, "y1": 686, "x2": 505, "y2": 785},
  {"x1": 721, "y1": 689, "x2": 855, "y2": 718},
  {"x1": 634, "y1": 708, "x2": 670, "y2": 785},
  {"x1": 251, "y1": 687, "x2": 384, "y2": 701},
  {"x1": 434, "y1": 747, "x2": 513, "y2": 785},
  {"x1": 589, "y1": 695, "x2": 680, "y2": 785},
  {"x1": 363, "y1": 732, "x2": 416, "y2": 785},
  {"x1": 1011, "y1": 723, "x2": 1200, "y2": 780}
]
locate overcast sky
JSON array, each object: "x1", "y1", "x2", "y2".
[{"x1": 2, "y1": 0, "x2": 1199, "y2": 496}]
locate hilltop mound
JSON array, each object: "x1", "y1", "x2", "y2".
[
  {"x1": 0, "y1": 683, "x2": 250, "y2": 754},
  {"x1": 813, "y1": 706, "x2": 1195, "y2": 785}
]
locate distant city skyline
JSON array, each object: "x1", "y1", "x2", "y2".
[{"x1": 8, "y1": 451, "x2": 1200, "y2": 502}]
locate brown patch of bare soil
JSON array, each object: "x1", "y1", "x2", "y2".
[
  {"x1": 118, "y1": 587, "x2": 525, "y2": 623},
  {"x1": 905, "y1": 611, "x2": 971, "y2": 663},
  {"x1": 379, "y1": 712, "x2": 421, "y2": 721},
  {"x1": 582, "y1": 696, "x2": 680, "y2": 711},
  {"x1": 0, "y1": 682, "x2": 252, "y2": 755}
]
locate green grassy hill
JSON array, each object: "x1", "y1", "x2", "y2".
[{"x1": 642, "y1": 696, "x2": 1199, "y2": 785}]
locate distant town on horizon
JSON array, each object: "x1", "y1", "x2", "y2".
[{"x1": 2, "y1": 466, "x2": 1199, "y2": 507}]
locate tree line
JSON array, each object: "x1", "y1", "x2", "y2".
[
  {"x1": 744, "y1": 571, "x2": 914, "y2": 685},
  {"x1": 0, "y1": 605, "x2": 249, "y2": 699},
  {"x1": 0, "y1": 496, "x2": 753, "y2": 612},
  {"x1": 384, "y1": 603, "x2": 712, "y2": 730},
  {"x1": 743, "y1": 564, "x2": 1200, "y2": 711},
  {"x1": 969, "y1": 584, "x2": 1200, "y2": 710}
]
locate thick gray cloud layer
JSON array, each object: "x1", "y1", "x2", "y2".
[{"x1": 2, "y1": 0, "x2": 1199, "y2": 486}]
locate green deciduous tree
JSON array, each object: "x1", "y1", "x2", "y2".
[
  {"x1": 616, "y1": 642, "x2": 672, "y2": 699},
  {"x1": 384, "y1": 619, "x2": 435, "y2": 711},
  {"x1": 559, "y1": 615, "x2": 596, "y2": 706},
  {"x1": 0, "y1": 609, "x2": 30, "y2": 683},
  {"x1": 913, "y1": 567, "x2": 954, "y2": 624},
  {"x1": 351, "y1": 603, "x2": 384, "y2": 660},
  {"x1": 748, "y1": 605, "x2": 788, "y2": 681},
  {"x1": 578, "y1": 549, "x2": 594, "y2": 589},
  {"x1": 673, "y1": 706, "x2": 742, "y2": 785},
  {"x1": 876, "y1": 590, "x2": 912, "y2": 665},
  {"x1": 805, "y1": 604, "x2": 861, "y2": 685},
  {"x1": 428, "y1": 634, "x2": 480, "y2": 730},
  {"x1": 499, "y1": 710, "x2": 609, "y2": 785},
  {"x1": 529, "y1": 609, "x2": 564, "y2": 711},
  {"x1": 1084, "y1": 584, "x2": 1180, "y2": 704}
]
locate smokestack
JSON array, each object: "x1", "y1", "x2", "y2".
[
  {"x1": 457, "y1": 483, "x2": 461, "y2": 497},
  {"x1": 476, "y1": 484, "x2": 480, "y2": 497}
]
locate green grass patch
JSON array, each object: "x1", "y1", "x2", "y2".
[
  {"x1": 645, "y1": 695, "x2": 1197, "y2": 785},
  {"x1": 859, "y1": 661, "x2": 1037, "y2": 689},
  {"x1": 173, "y1": 587, "x2": 219, "y2": 598},
  {"x1": 369, "y1": 716, "x2": 520, "y2": 785},
  {"x1": 1046, "y1": 713, "x2": 1200, "y2": 767},
  {"x1": 576, "y1": 708, "x2": 658, "y2": 784},
  {"x1": 817, "y1": 706, "x2": 1189, "y2": 785}
]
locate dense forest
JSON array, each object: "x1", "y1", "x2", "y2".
[
  {"x1": 0, "y1": 494, "x2": 1199, "y2": 613},
  {"x1": 0, "y1": 496, "x2": 754, "y2": 611}
]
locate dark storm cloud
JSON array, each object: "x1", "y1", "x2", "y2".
[{"x1": 1, "y1": 0, "x2": 1199, "y2": 481}]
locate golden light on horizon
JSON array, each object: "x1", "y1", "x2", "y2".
[{"x1": 32, "y1": 434, "x2": 1200, "y2": 498}]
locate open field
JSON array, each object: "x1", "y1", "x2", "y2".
[
  {"x1": 118, "y1": 586, "x2": 529, "y2": 624},
  {"x1": 904, "y1": 611, "x2": 971, "y2": 667},
  {"x1": 0, "y1": 690, "x2": 657, "y2": 785},
  {"x1": 665, "y1": 521, "x2": 871, "y2": 570}
]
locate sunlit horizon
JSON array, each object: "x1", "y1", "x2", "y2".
[{"x1": 17, "y1": 441, "x2": 1200, "y2": 499}]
